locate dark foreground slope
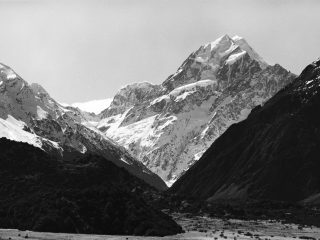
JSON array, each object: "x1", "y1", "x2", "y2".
[
  {"x1": 171, "y1": 59, "x2": 320, "y2": 204},
  {"x1": 0, "y1": 138, "x2": 182, "y2": 236}
]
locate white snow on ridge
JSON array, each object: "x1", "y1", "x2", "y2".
[
  {"x1": 71, "y1": 98, "x2": 113, "y2": 114},
  {"x1": 0, "y1": 115, "x2": 43, "y2": 148},
  {"x1": 150, "y1": 95, "x2": 170, "y2": 106},
  {"x1": 169, "y1": 80, "x2": 217, "y2": 98},
  {"x1": 225, "y1": 50, "x2": 246, "y2": 65},
  {"x1": 0, "y1": 115, "x2": 62, "y2": 151},
  {"x1": 120, "y1": 157, "x2": 132, "y2": 165},
  {"x1": 149, "y1": 80, "x2": 217, "y2": 105},
  {"x1": 202, "y1": 34, "x2": 267, "y2": 70},
  {"x1": 232, "y1": 35, "x2": 267, "y2": 68}
]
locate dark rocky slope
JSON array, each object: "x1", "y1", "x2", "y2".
[
  {"x1": 0, "y1": 138, "x2": 182, "y2": 236},
  {"x1": 170, "y1": 59, "x2": 320, "y2": 204}
]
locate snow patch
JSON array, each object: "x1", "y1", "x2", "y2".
[
  {"x1": 0, "y1": 115, "x2": 43, "y2": 148},
  {"x1": 36, "y1": 106, "x2": 48, "y2": 120},
  {"x1": 5, "y1": 72, "x2": 17, "y2": 80},
  {"x1": 80, "y1": 144, "x2": 87, "y2": 154},
  {"x1": 169, "y1": 80, "x2": 217, "y2": 98},
  {"x1": 225, "y1": 50, "x2": 246, "y2": 65},
  {"x1": 150, "y1": 95, "x2": 170, "y2": 105},
  {"x1": 0, "y1": 115, "x2": 61, "y2": 151},
  {"x1": 176, "y1": 91, "x2": 196, "y2": 102},
  {"x1": 306, "y1": 80, "x2": 313, "y2": 85},
  {"x1": 120, "y1": 157, "x2": 131, "y2": 165}
]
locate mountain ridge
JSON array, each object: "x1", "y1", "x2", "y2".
[
  {"x1": 170, "y1": 58, "x2": 320, "y2": 203},
  {"x1": 0, "y1": 63, "x2": 166, "y2": 190}
]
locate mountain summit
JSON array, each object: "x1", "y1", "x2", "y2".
[
  {"x1": 162, "y1": 34, "x2": 267, "y2": 91},
  {"x1": 95, "y1": 35, "x2": 295, "y2": 186}
]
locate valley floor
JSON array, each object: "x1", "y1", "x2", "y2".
[{"x1": 1, "y1": 213, "x2": 320, "y2": 240}]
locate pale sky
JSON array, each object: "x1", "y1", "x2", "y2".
[{"x1": 0, "y1": 0, "x2": 319, "y2": 103}]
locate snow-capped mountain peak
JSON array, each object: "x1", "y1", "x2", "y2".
[
  {"x1": 96, "y1": 34, "x2": 296, "y2": 186},
  {"x1": 204, "y1": 34, "x2": 233, "y2": 51},
  {"x1": 162, "y1": 34, "x2": 268, "y2": 91},
  {"x1": 204, "y1": 34, "x2": 267, "y2": 69}
]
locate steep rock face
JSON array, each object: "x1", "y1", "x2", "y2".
[
  {"x1": 96, "y1": 35, "x2": 295, "y2": 186},
  {"x1": 170, "y1": 59, "x2": 320, "y2": 203},
  {"x1": 101, "y1": 82, "x2": 163, "y2": 119},
  {"x1": 0, "y1": 63, "x2": 166, "y2": 190}
]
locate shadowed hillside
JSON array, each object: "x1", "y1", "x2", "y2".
[{"x1": 0, "y1": 138, "x2": 182, "y2": 236}]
